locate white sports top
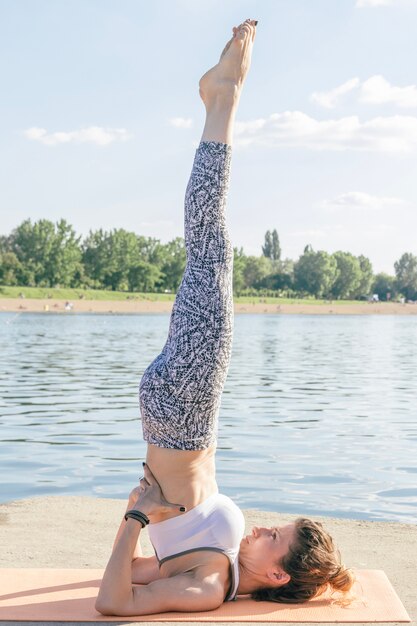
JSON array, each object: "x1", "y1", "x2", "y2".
[{"x1": 148, "y1": 492, "x2": 245, "y2": 602}]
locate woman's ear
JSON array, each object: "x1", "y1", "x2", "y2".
[{"x1": 267, "y1": 568, "x2": 290, "y2": 587}]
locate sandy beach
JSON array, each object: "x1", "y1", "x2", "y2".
[
  {"x1": 1, "y1": 297, "x2": 416, "y2": 315},
  {"x1": 0, "y1": 495, "x2": 415, "y2": 626}
]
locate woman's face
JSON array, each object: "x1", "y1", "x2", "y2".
[{"x1": 239, "y1": 522, "x2": 297, "y2": 581}]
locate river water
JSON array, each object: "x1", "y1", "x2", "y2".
[{"x1": 1, "y1": 312, "x2": 416, "y2": 523}]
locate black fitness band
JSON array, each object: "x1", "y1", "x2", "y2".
[{"x1": 124, "y1": 509, "x2": 150, "y2": 527}]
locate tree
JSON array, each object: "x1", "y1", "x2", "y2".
[
  {"x1": 233, "y1": 247, "x2": 246, "y2": 295},
  {"x1": 258, "y1": 258, "x2": 294, "y2": 291},
  {"x1": 271, "y1": 229, "x2": 281, "y2": 261},
  {"x1": 158, "y1": 237, "x2": 186, "y2": 292},
  {"x1": 0, "y1": 251, "x2": 22, "y2": 285},
  {"x1": 330, "y1": 251, "x2": 362, "y2": 299},
  {"x1": 294, "y1": 249, "x2": 338, "y2": 297},
  {"x1": 262, "y1": 229, "x2": 281, "y2": 261},
  {"x1": 47, "y1": 219, "x2": 82, "y2": 287},
  {"x1": 258, "y1": 271, "x2": 293, "y2": 291},
  {"x1": 262, "y1": 230, "x2": 272, "y2": 259},
  {"x1": 394, "y1": 252, "x2": 417, "y2": 300},
  {"x1": 82, "y1": 229, "x2": 110, "y2": 288},
  {"x1": 137, "y1": 236, "x2": 165, "y2": 266},
  {"x1": 128, "y1": 260, "x2": 162, "y2": 292},
  {"x1": 243, "y1": 255, "x2": 273, "y2": 289},
  {"x1": 372, "y1": 273, "x2": 397, "y2": 301},
  {"x1": 355, "y1": 255, "x2": 374, "y2": 298},
  {"x1": 0, "y1": 235, "x2": 10, "y2": 254},
  {"x1": 9, "y1": 218, "x2": 82, "y2": 287},
  {"x1": 82, "y1": 228, "x2": 141, "y2": 291},
  {"x1": 10, "y1": 219, "x2": 54, "y2": 286}
]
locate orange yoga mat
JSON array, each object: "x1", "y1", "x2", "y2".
[{"x1": 0, "y1": 568, "x2": 410, "y2": 622}]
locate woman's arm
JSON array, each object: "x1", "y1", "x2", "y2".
[
  {"x1": 112, "y1": 489, "x2": 143, "y2": 557},
  {"x1": 96, "y1": 518, "x2": 144, "y2": 614},
  {"x1": 96, "y1": 464, "x2": 190, "y2": 615},
  {"x1": 111, "y1": 489, "x2": 160, "y2": 584},
  {"x1": 97, "y1": 515, "x2": 224, "y2": 616}
]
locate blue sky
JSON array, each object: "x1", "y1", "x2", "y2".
[{"x1": 1, "y1": 0, "x2": 417, "y2": 274}]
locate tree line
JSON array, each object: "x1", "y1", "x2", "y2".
[{"x1": 1, "y1": 220, "x2": 416, "y2": 301}]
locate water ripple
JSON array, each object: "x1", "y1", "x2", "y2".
[{"x1": 0, "y1": 312, "x2": 416, "y2": 523}]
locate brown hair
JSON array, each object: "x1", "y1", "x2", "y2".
[{"x1": 251, "y1": 518, "x2": 355, "y2": 605}]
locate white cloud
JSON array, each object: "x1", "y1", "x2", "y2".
[
  {"x1": 356, "y1": 0, "x2": 393, "y2": 7},
  {"x1": 360, "y1": 75, "x2": 417, "y2": 108},
  {"x1": 311, "y1": 75, "x2": 417, "y2": 109},
  {"x1": 310, "y1": 78, "x2": 360, "y2": 109},
  {"x1": 169, "y1": 117, "x2": 193, "y2": 129},
  {"x1": 23, "y1": 126, "x2": 131, "y2": 146},
  {"x1": 356, "y1": 0, "x2": 417, "y2": 6},
  {"x1": 317, "y1": 191, "x2": 406, "y2": 211},
  {"x1": 235, "y1": 111, "x2": 417, "y2": 152}
]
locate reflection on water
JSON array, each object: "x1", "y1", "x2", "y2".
[{"x1": 1, "y1": 312, "x2": 416, "y2": 523}]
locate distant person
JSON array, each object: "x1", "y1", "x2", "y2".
[{"x1": 96, "y1": 20, "x2": 354, "y2": 617}]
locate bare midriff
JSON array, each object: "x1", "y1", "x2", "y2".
[{"x1": 145, "y1": 443, "x2": 218, "y2": 523}]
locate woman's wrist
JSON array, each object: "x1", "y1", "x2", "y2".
[
  {"x1": 125, "y1": 509, "x2": 150, "y2": 526},
  {"x1": 127, "y1": 499, "x2": 152, "y2": 518}
]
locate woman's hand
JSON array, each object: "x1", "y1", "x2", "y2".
[
  {"x1": 128, "y1": 463, "x2": 187, "y2": 520},
  {"x1": 128, "y1": 485, "x2": 142, "y2": 507}
]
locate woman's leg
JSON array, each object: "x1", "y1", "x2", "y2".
[{"x1": 139, "y1": 20, "x2": 257, "y2": 451}]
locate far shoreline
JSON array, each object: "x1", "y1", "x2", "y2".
[{"x1": 1, "y1": 297, "x2": 416, "y2": 315}]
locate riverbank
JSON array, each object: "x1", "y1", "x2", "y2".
[
  {"x1": 0, "y1": 496, "x2": 415, "y2": 625},
  {"x1": 1, "y1": 297, "x2": 416, "y2": 315}
]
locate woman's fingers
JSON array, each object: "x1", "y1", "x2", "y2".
[
  {"x1": 138, "y1": 478, "x2": 148, "y2": 493},
  {"x1": 141, "y1": 462, "x2": 186, "y2": 513},
  {"x1": 162, "y1": 497, "x2": 187, "y2": 513},
  {"x1": 142, "y1": 462, "x2": 157, "y2": 485}
]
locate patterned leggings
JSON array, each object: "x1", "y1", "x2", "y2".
[{"x1": 139, "y1": 141, "x2": 234, "y2": 450}]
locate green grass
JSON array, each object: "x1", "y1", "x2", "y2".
[
  {"x1": 0, "y1": 285, "x2": 363, "y2": 306},
  {"x1": 0, "y1": 285, "x2": 176, "y2": 302},
  {"x1": 233, "y1": 295, "x2": 361, "y2": 306}
]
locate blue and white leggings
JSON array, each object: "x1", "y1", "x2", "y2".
[{"x1": 139, "y1": 141, "x2": 234, "y2": 450}]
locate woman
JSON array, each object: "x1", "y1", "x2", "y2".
[{"x1": 96, "y1": 19, "x2": 354, "y2": 617}]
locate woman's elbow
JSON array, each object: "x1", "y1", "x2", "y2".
[
  {"x1": 95, "y1": 593, "x2": 136, "y2": 617},
  {"x1": 95, "y1": 596, "x2": 118, "y2": 616}
]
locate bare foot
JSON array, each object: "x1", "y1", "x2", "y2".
[{"x1": 199, "y1": 19, "x2": 257, "y2": 108}]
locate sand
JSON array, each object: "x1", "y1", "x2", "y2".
[
  {"x1": 0, "y1": 495, "x2": 415, "y2": 626},
  {"x1": 0, "y1": 297, "x2": 416, "y2": 315}
]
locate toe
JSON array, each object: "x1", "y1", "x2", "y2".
[
  {"x1": 238, "y1": 23, "x2": 252, "y2": 40},
  {"x1": 242, "y1": 20, "x2": 256, "y2": 42}
]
